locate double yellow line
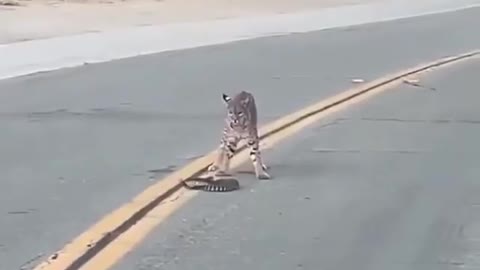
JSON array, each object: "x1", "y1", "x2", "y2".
[{"x1": 33, "y1": 50, "x2": 479, "y2": 270}]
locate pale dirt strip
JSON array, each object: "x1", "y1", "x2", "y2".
[{"x1": 0, "y1": 0, "x2": 376, "y2": 44}]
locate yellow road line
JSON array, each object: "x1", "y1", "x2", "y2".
[{"x1": 33, "y1": 50, "x2": 479, "y2": 270}]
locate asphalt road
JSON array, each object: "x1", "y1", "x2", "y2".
[
  {"x1": 0, "y1": 6, "x2": 479, "y2": 270},
  {"x1": 116, "y1": 56, "x2": 480, "y2": 270}
]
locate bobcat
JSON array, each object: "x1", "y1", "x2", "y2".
[{"x1": 207, "y1": 91, "x2": 271, "y2": 180}]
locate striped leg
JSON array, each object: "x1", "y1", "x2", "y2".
[
  {"x1": 207, "y1": 147, "x2": 225, "y2": 173},
  {"x1": 248, "y1": 137, "x2": 270, "y2": 179},
  {"x1": 208, "y1": 136, "x2": 239, "y2": 174},
  {"x1": 222, "y1": 136, "x2": 238, "y2": 173}
]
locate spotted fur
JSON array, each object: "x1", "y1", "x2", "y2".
[{"x1": 207, "y1": 91, "x2": 271, "y2": 180}]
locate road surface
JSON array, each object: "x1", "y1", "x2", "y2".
[
  {"x1": 0, "y1": 6, "x2": 479, "y2": 270},
  {"x1": 116, "y1": 55, "x2": 480, "y2": 270}
]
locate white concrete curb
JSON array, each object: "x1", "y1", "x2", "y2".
[{"x1": 1, "y1": 0, "x2": 479, "y2": 81}]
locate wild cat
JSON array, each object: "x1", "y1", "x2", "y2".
[{"x1": 207, "y1": 91, "x2": 271, "y2": 180}]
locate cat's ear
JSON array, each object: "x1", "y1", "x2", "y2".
[
  {"x1": 241, "y1": 95, "x2": 250, "y2": 106},
  {"x1": 222, "y1": 93, "x2": 232, "y2": 105}
]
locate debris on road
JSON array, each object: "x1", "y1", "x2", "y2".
[{"x1": 351, "y1": 78, "x2": 365, "y2": 83}]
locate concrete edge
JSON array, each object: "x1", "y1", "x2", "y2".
[{"x1": 1, "y1": 0, "x2": 479, "y2": 82}]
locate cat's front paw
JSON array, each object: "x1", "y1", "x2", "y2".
[
  {"x1": 256, "y1": 171, "x2": 271, "y2": 180},
  {"x1": 207, "y1": 164, "x2": 219, "y2": 172}
]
